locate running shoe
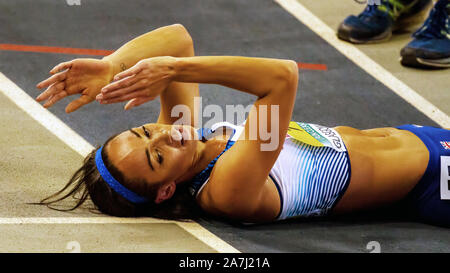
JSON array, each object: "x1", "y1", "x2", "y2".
[
  {"x1": 400, "y1": 0, "x2": 450, "y2": 68},
  {"x1": 337, "y1": 0, "x2": 432, "y2": 44}
]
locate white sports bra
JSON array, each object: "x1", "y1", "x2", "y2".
[{"x1": 188, "y1": 121, "x2": 351, "y2": 220}]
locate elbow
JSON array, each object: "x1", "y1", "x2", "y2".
[
  {"x1": 274, "y1": 60, "x2": 299, "y2": 94},
  {"x1": 156, "y1": 24, "x2": 194, "y2": 55},
  {"x1": 284, "y1": 60, "x2": 299, "y2": 88},
  {"x1": 170, "y1": 23, "x2": 194, "y2": 47},
  {"x1": 170, "y1": 23, "x2": 190, "y2": 37}
]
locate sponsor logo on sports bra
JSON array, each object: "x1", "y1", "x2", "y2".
[{"x1": 287, "y1": 122, "x2": 347, "y2": 152}]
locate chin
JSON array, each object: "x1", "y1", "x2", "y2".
[{"x1": 185, "y1": 137, "x2": 198, "y2": 153}]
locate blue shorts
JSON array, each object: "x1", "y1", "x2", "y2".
[{"x1": 396, "y1": 124, "x2": 450, "y2": 227}]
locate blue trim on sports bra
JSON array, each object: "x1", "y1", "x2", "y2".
[
  {"x1": 197, "y1": 127, "x2": 214, "y2": 142},
  {"x1": 189, "y1": 126, "x2": 237, "y2": 197},
  {"x1": 189, "y1": 138, "x2": 236, "y2": 197}
]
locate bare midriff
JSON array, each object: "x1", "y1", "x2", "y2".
[
  {"x1": 199, "y1": 126, "x2": 431, "y2": 222},
  {"x1": 331, "y1": 126, "x2": 430, "y2": 214}
]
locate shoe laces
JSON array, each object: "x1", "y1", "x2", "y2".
[
  {"x1": 359, "y1": 4, "x2": 385, "y2": 20},
  {"x1": 359, "y1": 0, "x2": 407, "y2": 21},
  {"x1": 413, "y1": 1, "x2": 450, "y2": 39}
]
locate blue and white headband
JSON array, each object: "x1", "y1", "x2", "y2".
[{"x1": 95, "y1": 146, "x2": 149, "y2": 204}]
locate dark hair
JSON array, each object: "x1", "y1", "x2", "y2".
[{"x1": 34, "y1": 133, "x2": 203, "y2": 221}]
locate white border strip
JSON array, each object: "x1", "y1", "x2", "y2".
[
  {"x1": 275, "y1": 0, "x2": 449, "y2": 128},
  {"x1": 0, "y1": 73, "x2": 240, "y2": 253},
  {"x1": 176, "y1": 222, "x2": 240, "y2": 253},
  {"x1": 0, "y1": 72, "x2": 94, "y2": 156},
  {"x1": 0, "y1": 217, "x2": 171, "y2": 224}
]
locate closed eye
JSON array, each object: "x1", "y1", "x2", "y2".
[
  {"x1": 156, "y1": 149, "x2": 163, "y2": 164},
  {"x1": 142, "y1": 126, "x2": 150, "y2": 138},
  {"x1": 129, "y1": 128, "x2": 154, "y2": 170},
  {"x1": 145, "y1": 148, "x2": 154, "y2": 171},
  {"x1": 129, "y1": 129, "x2": 141, "y2": 138}
]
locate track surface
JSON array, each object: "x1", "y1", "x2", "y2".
[{"x1": 0, "y1": 0, "x2": 449, "y2": 252}]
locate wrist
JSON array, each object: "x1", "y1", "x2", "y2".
[
  {"x1": 172, "y1": 56, "x2": 190, "y2": 81},
  {"x1": 101, "y1": 57, "x2": 122, "y2": 79},
  {"x1": 161, "y1": 56, "x2": 177, "y2": 81}
]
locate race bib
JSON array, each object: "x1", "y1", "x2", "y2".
[
  {"x1": 441, "y1": 156, "x2": 450, "y2": 200},
  {"x1": 287, "y1": 122, "x2": 347, "y2": 152}
]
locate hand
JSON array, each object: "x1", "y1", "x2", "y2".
[
  {"x1": 36, "y1": 58, "x2": 114, "y2": 113},
  {"x1": 96, "y1": 56, "x2": 176, "y2": 110}
]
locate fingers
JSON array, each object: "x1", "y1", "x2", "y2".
[
  {"x1": 65, "y1": 83, "x2": 85, "y2": 94},
  {"x1": 113, "y1": 65, "x2": 143, "y2": 81},
  {"x1": 124, "y1": 97, "x2": 154, "y2": 110},
  {"x1": 98, "y1": 78, "x2": 148, "y2": 100},
  {"x1": 65, "y1": 93, "x2": 93, "y2": 113},
  {"x1": 36, "y1": 70, "x2": 68, "y2": 89},
  {"x1": 101, "y1": 75, "x2": 140, "y2": 94},
  {"x1": 43, "y1": 90, "x2": 68, "y2": 108},
  {"x1": 99, "y1": 89, "x2": 151, "y2": 104},
  {"x1": 36, "y1": 81, "x2": 65, "y2": 102},
  {"x1": 50, "y1": 61, "x2": 73, "y2": 74}
]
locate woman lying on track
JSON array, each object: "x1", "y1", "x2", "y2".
[{"x1": 35, "y1": 24, "x2": 450, "y2": 227}]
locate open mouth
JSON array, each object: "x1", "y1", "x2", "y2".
[
  {"x1": 179, "y1": 126, "x2": 193, "y2": 145},
  {"x1": 178, "y1": 127, "x2": 187, "y2": 146},
  {"x1": 172, "y1": 127, "x2": 185, "y2": 146},
  {"x1": 171, "y1": 126, "x2": 191, "y2": 147}
]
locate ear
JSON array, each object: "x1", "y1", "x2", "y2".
[{"x1": 154, "y1": 181, "x2": 176, "y2": 204}]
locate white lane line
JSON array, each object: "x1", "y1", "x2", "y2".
[
  {"x1": 0, "y1": 217, "x2": 239, "y2": 252},
  {"x1": 275, "y1": 0, "x2": 450, "y2": 128},
  {"x1": 0, "y1": 72, "x2": 240, "y2": 253},
  {"x1": 0, "y1": 217, "x2": 171, "y2": 224},
  {"x1": 176, "y1": 222, "x2": 240, "y2": 253},
  {"x1": 0, "y1": 72, "x2": 93, "y2": 156}
]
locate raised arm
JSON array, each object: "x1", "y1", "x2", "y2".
[
  {"x1": 174, "y1": 56, "x2": 298, "y2": 219},
  {"x1": 102, "y1": 24, "x2": 193, "y2": 75},
  {"x1": 36, "y1": 24, "x2": 199, "y2": 123},
  {"x1": 102, "y1": 24, "x2": 200, "y2": 126},
  {"x1": 98, "y1": 55, "x2": 298, "y2": 220}
]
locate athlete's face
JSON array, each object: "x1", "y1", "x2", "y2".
[{"x1": 104, "y1": 123, "x2": 199, "y2": 188}]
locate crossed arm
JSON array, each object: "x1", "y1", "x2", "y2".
[
  {"x1": 36, "y1": 24, "x2": 299, "y2": 220},
  {"x1": 36, "y1": 24, "x2": 199, "y2": 126}
]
